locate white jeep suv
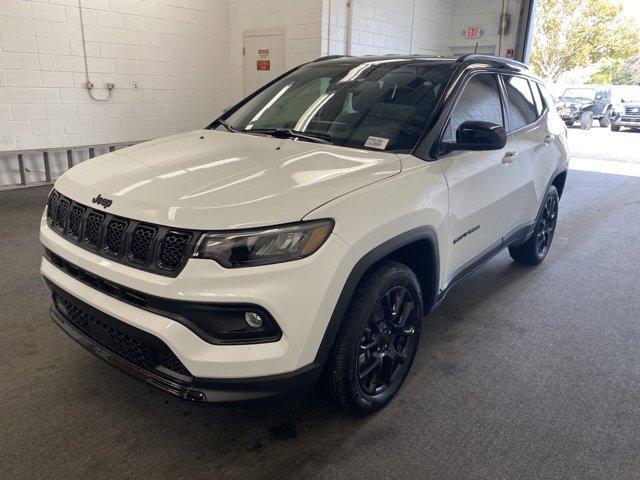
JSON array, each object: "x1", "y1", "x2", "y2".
[{"x1": 40, "y1": 54, "x2": 568, "y2": 413}]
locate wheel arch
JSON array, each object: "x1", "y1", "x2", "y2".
[
  {"x1": 313, "y1": 227, "x2": 439, "y2": 368},
  {"x1": 552, "y1": 169, "x2": 568, "y2": 198}
]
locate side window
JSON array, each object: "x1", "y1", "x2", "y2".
[
  {"x1": 443, "y1": 73, "x2": 504, "y2": 143},
  {"x1": 531, "y1": 81, "x2": 546, "y2": 116},
  {"x1": 503, "y1": 75, "x2": 538, "y2": 131}
]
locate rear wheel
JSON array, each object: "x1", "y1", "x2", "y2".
[
  {"x1": 580, "y1": 111, "x2": 593, "y2": 130},
  {"x1": 564, "y1": 120, "x2": 574, "y2": 127},
  {"x1": 323, "y1": 261, "x2": 422, "y2": 414},
  {"x1": 509, "y1": 186, "x2": 559, "y2": 265},
  {"x1": 599, "y1": 111, "x2": 611, "y2": 127}
]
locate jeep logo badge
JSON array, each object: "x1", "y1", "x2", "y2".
[{"x1": 92, "y1": 194, "x2": 113, "y2": 209}]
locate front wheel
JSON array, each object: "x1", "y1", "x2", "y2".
[
  {"x1": 322, "y1": 261, "x2": 422, "y2": 414},
  {"x1": 599, "y1": 111, "x2": 611, "y2": 127},
  {"x1": 509, "y1": 185, "x2": 559, "y2": 265},
  {"x1": 580, "y1": 111, "x2": 593, "y2": 130},
  {"x1": 611, "y1": 124, "x2": 621, "y2": 132}
]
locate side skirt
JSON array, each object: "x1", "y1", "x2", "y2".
[{"x1": 432, "y1": 221, "x2": 535, "y2": 309}]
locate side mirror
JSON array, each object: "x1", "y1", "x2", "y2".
[
  {"x1": 620, "y1": 98, "x2": 626, "y2": 103},
  {"x1": 441, "y1": 121, "x2": 507, "y2": 153}
]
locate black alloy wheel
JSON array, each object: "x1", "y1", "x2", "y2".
[
  {"x1": 357, "y1": 286, "x2": 418, "y2": 396},
  {"x1": 509, "y1": 185, "x2": 560, "y2": 265},
  {"x1": 535, "y1": 194, "x2": 558, "y2": 257},
  {"x1": 322, "y1": 261, "x2": 423, "y2": 414}
]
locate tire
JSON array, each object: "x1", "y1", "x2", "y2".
[
  {"x1": 599, "y1": 110, "x2": 611, "y2": 127},
  {"x1": 564, "y1": 120, "x2": 574, "y2": 127},
  {"x1": 509, "y1": 185, "x2": 559, "y2": 265},
  {"x1": 579, "y1": 111, "x2": 593, "y2": 130},
  {"x1": 322, "y1": 261, "x2": 423, "y2": 414},
  {"x1": 611, "y1": 124, "x2": 621, "y2": 132}
]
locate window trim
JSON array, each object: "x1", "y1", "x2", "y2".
[
  {"x1": 500, "y1": 73, "x2": 548, "y2": 135},
  {"x1": 434, "y1": 70, "x2": 508, "y2": 158},
  {"x1": 532, "y1": 81, "x2": 548, "y2": 116}
]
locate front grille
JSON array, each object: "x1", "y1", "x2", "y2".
[
  {"x1": 158, "y1": 232, "x2": 192, "y2": 271},
  {"x1": 67, "y1": 205, "x2": 85, "y2": 239},
  {"x1": 46, "y1": 190, "x2": 201, "y2": 277},
  {"x1": 104, "y1": 218, "x2": 128, "y2": 256},
  {"x1": 47, "y1": 190, "x2": 60, "y2": 220},
  {"x1": 54, "y1": 198, "x2": 70, "y2": 229},
  {"x1": 129, "y1": 225, "x2": 157, "y2": 264},
  {"x1": 53, "y1": 289, "x2": 191, "y2": 378},
  {"x1": 84, "y1": 211, "x2": 105, "y2": 246},
  {"x1": 624, "y1": 106, "x2": 640, "y2": 116}
]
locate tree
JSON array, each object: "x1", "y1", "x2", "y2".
[
  {"x1": 589, "y1": 56, "x2": 640, "y2": 85},
  {"x1": 530, "y1": 0, "x2": 640, "y2": 83}
]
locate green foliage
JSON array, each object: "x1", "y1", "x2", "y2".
[
  {"x1": 589, "y1": 57, "x2": 640, "y2": 85},
  {"x1": 530, "y1": 0, "x2": 640, "y2": 82}
]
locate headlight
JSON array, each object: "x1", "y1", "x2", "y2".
[{"x1": 193, "y1": 219, "x2": 334, "y2": 268}]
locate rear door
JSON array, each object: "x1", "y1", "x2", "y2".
[
  {"x1": 501, "y1": 75, "x2": 560, "y2": 230},
  {"x1": 437, "y1": 72, "x2": 519, "y2": 285}
]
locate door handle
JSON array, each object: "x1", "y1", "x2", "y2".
[
  {"x1": 544, "y1": 134, "x2": 555, "y2": 145},
  {"x1": 502, "y1": 151, "x2": 518, "y2": 164}
]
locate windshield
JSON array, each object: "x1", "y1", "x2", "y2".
[
  {"x1": 218, "y1": 61, "x2": 453, "y2": 152},
  {"x1": 561, "y1": 88, "x2": 596, "y2": 100}
]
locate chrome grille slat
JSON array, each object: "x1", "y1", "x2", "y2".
[{"x1": 46, "y1": 189, "x2": 200, "y2": 277}]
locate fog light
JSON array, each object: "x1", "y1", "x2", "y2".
[{"x1": 244, "y1": 312, "x2": 263, "y2": 329}]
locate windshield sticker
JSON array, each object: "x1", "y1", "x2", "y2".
[{"x1": 365, "y1": 136, "x2": 389, "y2": 150}]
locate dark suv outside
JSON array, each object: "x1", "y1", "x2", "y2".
[{"x1": 556, "y1": 87, "x2": 612, "y2": 130}]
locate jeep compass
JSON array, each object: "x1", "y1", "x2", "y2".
[{"x1": 41, "y1": 54, "x2": 569, "y2": 413}]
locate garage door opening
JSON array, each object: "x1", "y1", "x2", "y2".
[{"x1": 528, "y1": 0, "x2": 640, "y2": 177}]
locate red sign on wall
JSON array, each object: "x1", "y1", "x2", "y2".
[
  {"x1": 257, "y1": 60, "x2": 270, "y2": 71},
  {"x1": 466, "y1": 26, "x2": 481, "y2": 38}
]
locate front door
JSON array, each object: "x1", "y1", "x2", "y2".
[
  {"x1": 243, "y1": 33, "x2": 285, "y2": 96},
  {"x1": 437, "y1": 73, "x2": 519, "y2": 286}
]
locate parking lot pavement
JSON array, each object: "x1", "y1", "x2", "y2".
[
  {"x1": 566, "y1": 125, "x2": 640, "y2": 177},
  {"x1": 567, "y1": 124, "x2": 639, "y2": 163}
]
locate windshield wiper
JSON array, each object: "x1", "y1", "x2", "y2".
[
  {"x1": 243, "y1": 128, "x2": 332, "y2": 144},
  {"x1": 216, "y1": 118, "x2": 239, "y2": 133}
]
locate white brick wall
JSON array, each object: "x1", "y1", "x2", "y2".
[
  {"x1": 322, "y1": 0, "x2": 454, "y2": 56},
  {"x1": 449, "y1": 0, "x2": 522, "y2": 56},
  {"x1": 1, "y1": 0, "x2": 523, "y2": 185},
  {"x1": 0, "y1": 0, "x2": 232, "y2": 154},
  {"x1": 227, "y1": 0, "x2": 323, "y2": 99}
]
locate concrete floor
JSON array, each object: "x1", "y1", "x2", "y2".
[{"x1": 1, "y1": 169, "x2": 640, "y2": 480}]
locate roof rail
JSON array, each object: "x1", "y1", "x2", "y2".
[
  {"x1": 456, "y1": 54, "x2": 528, "y2": 70},
  {"x1": 312, "y1": 55, "x2": 349, "y2": 62}
]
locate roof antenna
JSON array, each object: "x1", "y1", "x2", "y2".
[{"x1": 474, "y1": 42, "x2": 478, "y2": 54}]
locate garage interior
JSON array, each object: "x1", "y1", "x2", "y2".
[{"x1": 1, "y1": 0, "x2": 639, "y2": 479}]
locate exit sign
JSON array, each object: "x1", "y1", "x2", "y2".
[{"x1": 465, "y1": 26, "x2": 482, "y2": 38}]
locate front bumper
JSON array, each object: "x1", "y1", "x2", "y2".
[
  {"x1": 557, "y1": 108, "x2": 580, "y2": 121},
  {"x1": 47, "y1": 279, "x2": 322, "y2": 403},
  {"x1": 41, "y1": 215, "x2": 358, "y2": 383},
  {"x1": 612, "y1": 115, "x2": 640, "y2": 127}
]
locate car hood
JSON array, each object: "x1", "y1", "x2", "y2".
[
  {"x1": 559, "y1": 97, "x2": 593, "y2": 106},
  {"x1": 55, "y1": 130, "x2": 401, "y2": 230}
]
